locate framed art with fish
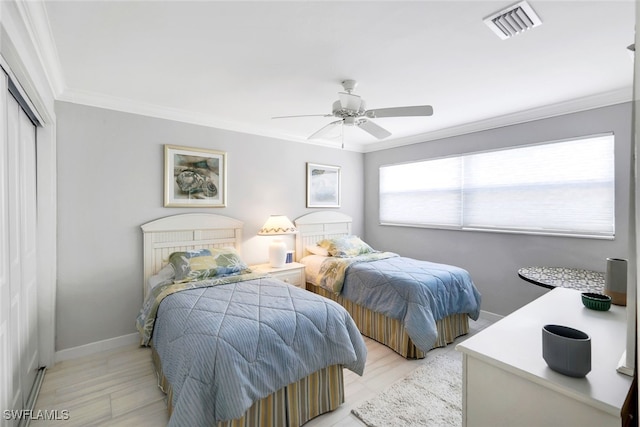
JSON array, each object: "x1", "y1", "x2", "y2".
[{"x1": 164, "y1": 145, "x2": 227, "y2": 207}]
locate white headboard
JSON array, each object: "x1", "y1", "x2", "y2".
[
  {"x1": 141, "y1": 213, "x2": 243, "y2": 299},
  {"x1": 294, "y1": 211, "x2": 352, "y2": 261}
]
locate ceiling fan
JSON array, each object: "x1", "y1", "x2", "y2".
[{"x1": 272, "y1": 79, "x2": 434, "y2": 142}]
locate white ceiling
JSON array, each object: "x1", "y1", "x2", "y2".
[{"x1": 41, "y1": 0, "x2": 635, "y2": 152}]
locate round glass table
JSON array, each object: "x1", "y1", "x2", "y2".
[{"x1": 517, "y1": 266, "x2": 604, "y2": 293}]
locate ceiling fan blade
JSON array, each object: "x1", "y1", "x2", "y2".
[
  {"x1": 272, "y1": 114, "x2": 333, "y2": 119},
  {"x1": 356, "y1": 119, "x2": 392, "y2": 139},
  {"x1": 365, "y1": 105, "x2": 433, "y2": 119},
  {"x1": 308, "y1": 120, "x2": 343, "y2": 140}
]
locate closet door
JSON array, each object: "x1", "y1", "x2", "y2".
[
  {"x1": 1, "y1": 69, "x2": 39, "y2": 424},
  {"x1": 19, "y1": 100, "x2": 38, "y2": 406},
  {"x1": 9, "y1": 88, "x2": 38, "y2": 406},
  {"x1": 0, "y1": 70, "x2": 11, "y2": 425}
]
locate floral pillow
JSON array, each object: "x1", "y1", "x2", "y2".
[
  {"x1": 317, "y1": 235, "x2": 376, "y2": 258},
  {"x1": 169, "y1": 247, "x2": 249, "y2": 283},
  {"x1": 209, "y1": 247, "x2": 250, "y2": 276}
]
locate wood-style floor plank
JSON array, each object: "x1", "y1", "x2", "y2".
[{"x1": 32, "y1": 318, "x2": 492, "y2": 426}]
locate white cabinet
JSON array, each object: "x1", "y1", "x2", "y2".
[{"x1": 457, "y1": 287, "x2": 632, "y2": 427}]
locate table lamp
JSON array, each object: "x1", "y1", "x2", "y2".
[{"x1": 258, "y1": 215, "x2": 298, "y2": 267}]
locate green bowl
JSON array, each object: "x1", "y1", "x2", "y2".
[{"x1": 581, "y1": 292, "x2": 612, "y2": 311}]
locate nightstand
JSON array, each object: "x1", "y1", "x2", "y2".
[{"x1": 250, "y1": 262, "x2": 306, "y2": 288}]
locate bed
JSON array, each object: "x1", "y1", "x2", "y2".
[
  {"x1": 294, "y1": 211, "x2": 481, "y2": 359},
  {"x1": 136, "y1": 213, "x2": 367, "y2": 427}
]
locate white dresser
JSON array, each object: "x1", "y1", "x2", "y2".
[{"x1": 456, "y1": 287, "x2": 632, "y2": 427}]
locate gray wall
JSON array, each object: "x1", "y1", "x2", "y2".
[
  {"x1": 55, "y1": 101, "x2": 364, "y2": 351},
  {"x1": 364, "y1": 103, "x2": 633, "y2": 316},
  {"x1": 56, "y1": 101, "x2": 632, "y2": 350}
]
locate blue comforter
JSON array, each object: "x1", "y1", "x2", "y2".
[
  {"x1": 322, "y1": 255, "x2": 481, "y2": 353},
  {"x1": 138, "y1": 274, "x2": 367, "y2": 426}
]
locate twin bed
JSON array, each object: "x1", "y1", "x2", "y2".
[
  {"x1": 294, "y1": 211, "x2": 481, "y2": 359},
  {"x1": 137, "y1": 213, "x2": 367, "y2": 427},
  {"x1": 137, "y1": 212, "x2": 481, "y2": 426}
]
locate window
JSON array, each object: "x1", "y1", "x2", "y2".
[{"x1": 379, "y1": 133, "x2": 615, "y2": 238}]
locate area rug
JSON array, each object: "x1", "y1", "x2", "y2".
[{"x1": 351, "y1": 351, "x2": 462, "y2": 427}]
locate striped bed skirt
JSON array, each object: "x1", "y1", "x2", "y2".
[
  {"x1": 151, "y1": 346, "x2": 344, "y2": 427},
  {"x1": 307, "y1": 283, "x2": 469, "y2": 359}
]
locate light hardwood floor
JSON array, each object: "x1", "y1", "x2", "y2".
[{"x1": 32, "y1": 317, "x2": 493, "y2": 426}]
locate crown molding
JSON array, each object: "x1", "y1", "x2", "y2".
[
  {"x1": 362, "y1": 87, "x2": 633, "y2": 153},
  {"x1": 60, "y1": 85, "x2": 631, "y2": 154},
  {"x1": 13, "y1": 0, "x2": 65, "y2": 98},
  {"x1": 0, "y1": 0, "x2": 62, "y2": 123},
  {"x1": 58, "y1": 87, "x2": 370, "y2": 151}
]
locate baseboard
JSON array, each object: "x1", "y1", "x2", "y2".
[
  {"x1": 54, "y1": 332, "x2": 140, "y2": 363},
  {"x1": 477, "y1": 309, "x2": 504, "y2": 324}
]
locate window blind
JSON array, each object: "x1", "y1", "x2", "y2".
[{"x1": 379, "y1": 134, "x2": 615, "y2": 238}]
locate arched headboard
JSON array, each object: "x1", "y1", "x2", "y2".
[
  {"x1": 141, "y1": 213, "x2": 244, "y2": 299},
  {"x1": 294, "y1": 211, "x2": 352, "y2": 261}
]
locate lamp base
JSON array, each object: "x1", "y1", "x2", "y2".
[{"x1": 268, "y1": 238, "x2": 287, "y2": 268}]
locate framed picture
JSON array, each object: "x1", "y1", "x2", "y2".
[
  {"x1": 306, "y1": 162, "x2": 341, "y2": 208},
  {"x1": 164, "y1": 145, "x2": 227, "y2": 207}
]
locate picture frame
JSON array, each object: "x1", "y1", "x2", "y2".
[
  {"x1": 164, "y1": 144, "x2": 227, "y2": 207},
  {"x1": 306, "y1": 162, "x2": 341, "y2": 208}
]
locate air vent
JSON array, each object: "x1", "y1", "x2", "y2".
[{"x1": 484, "y1": 1, "x2": 542, "y2": 40}]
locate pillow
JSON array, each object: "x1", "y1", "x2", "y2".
[
  {"x1": 306, "y1": 244, "x2": 329, "y2": 257},
  {"x1": 209, "y1": 247, "x2": 250, "y2": 277},
  {"x1": 168, "y1": 249, "x2": 214, "y2": 283},
  {"x1": 168, "y1": 247, "x2": 249, "y2": 283},
  {"x1": 317, "y1": 235, "x2": 375, "y2": 258}
]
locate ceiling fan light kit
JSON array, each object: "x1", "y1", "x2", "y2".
[
  {"x1": 273, "y1": 79, "x2": 434, "y2": 143},
  {"x1": 333, "y1": 95, "x2": 364, "y2": 117}
]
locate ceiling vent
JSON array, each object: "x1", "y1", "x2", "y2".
[{"x1": 484, "y1": 1, "x2": 542, "y2": 40}]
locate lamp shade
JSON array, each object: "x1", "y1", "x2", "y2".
[
  {"x1": 258, "y1": 215, "x2": 297, "y2": 268},
  {"x1": 258, "y1": 215, "x2": 297, "y2": 235}
]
